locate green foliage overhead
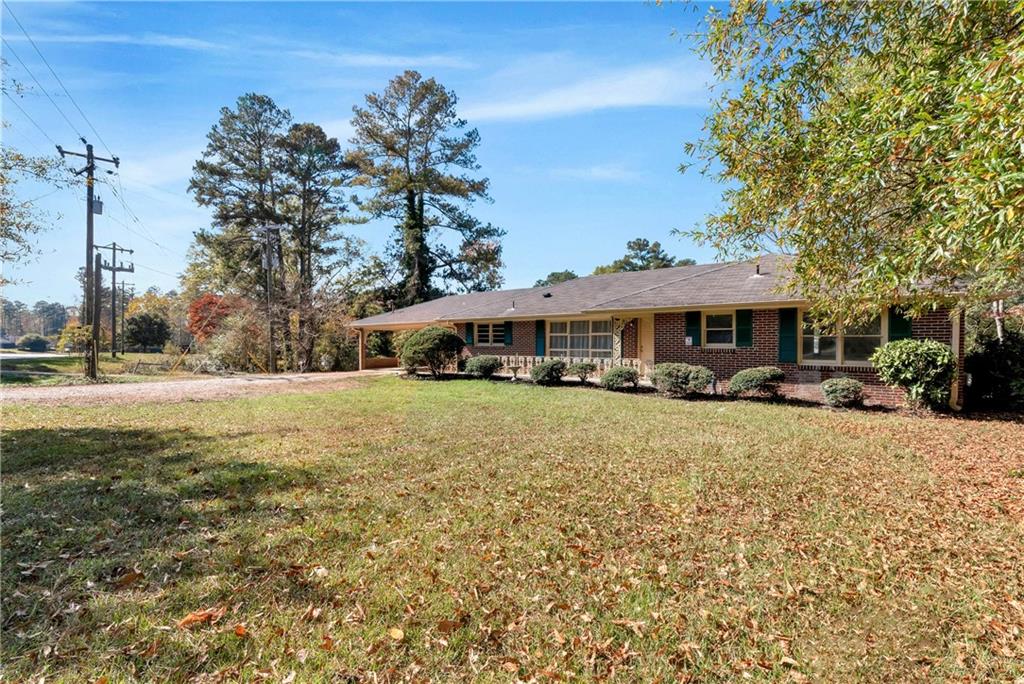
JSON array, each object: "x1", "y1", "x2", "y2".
[
  {"x1": 728, "y1": 366, "x2": 785, "y2": 398},
  {"x1": 871, "y1": 339, "x2": 957, "y2": 409},
  {"x1": 593, "y1": 238, "x2": 694, "y2": 275},
  {"x1": 399, "y1": 326, "x2": 465, "y2": 378},
  {"x1": 686, "y1": 2, "x2": 1024, "y2": 323},
  {"x1": 534, "y1": 270, "x2": 578, "y2": 288}
]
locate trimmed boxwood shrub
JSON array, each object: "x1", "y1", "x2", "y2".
[
  {"x1": 650, "y1": 362, "x2": 714, "y2": 397},
  {"x1": 567, "y1": 361, "x2": 598, "y2": 383},
  {"x1": 465, "y1": 355, "x2": 503, "y2": 379},
  {"x1": 530, "y1": 359, "x2": 567, "y2": 385},
  {"x1": 600, "y1": 365, "x2": 640, "y2": 391},
  {"x1": 871, "y1": 338, "x2": 956, "y2": 409},
  {"x1": 728, "y1": 366, "x2": 785, "y2": 398},
  {"x1": 399, "y1": 326, "x2": 465, "y2": 379},
  {"x1": 821, "y1": 377, "x2": 865, "y2": 408}
]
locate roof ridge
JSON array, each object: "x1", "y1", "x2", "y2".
[{"x1": 583, "y1": 261, "x2": 738, "y2": 311}]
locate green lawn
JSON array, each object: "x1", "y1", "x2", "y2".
[
  {"x1": 3, "y1": 377, "x2": 1022, "y2": 682},
  {"x1": 0, "y1": 352, "x2": 183, "y2": 386}
]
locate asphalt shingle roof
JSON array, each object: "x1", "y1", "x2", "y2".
[{"x1": 349, "y1": 255, "x2": 801, "y2": 328}]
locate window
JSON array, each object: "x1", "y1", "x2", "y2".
[
  {"x1": 476, "y1": 322, "x2": 505, "y2": 347},
  {"x1": 704, "y1": 312, "x2": 735, "y2": 347},
  {"x1": 800, "y1": 312, "x2": 885, "y2": 365},
  {"x1": 801, "y1": 316, "x2": 838, "y2": 362},
  {"x1": 549, "y1": 319, "x2": 613, "y2": 358}
]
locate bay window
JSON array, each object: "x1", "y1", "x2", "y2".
[{"x1": 549, "y1": 319, "x2": 613, "y2": 358}]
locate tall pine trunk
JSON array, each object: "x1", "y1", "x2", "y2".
[{"x1": 401, "y1": 189, "x2": 431, "y2": 307}]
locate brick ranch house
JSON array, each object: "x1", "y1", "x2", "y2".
[{"x1": 349, "y1": 255, "x2": 966, "y2": 408}]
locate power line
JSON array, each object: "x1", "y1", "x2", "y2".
[
  {"x1": 1, "y1": 90, "x2": 59, "y2": 147},
  {"x1": 4, "y1": 4, "x2": 114, "y2": 158},
  {"x1": 1, "y1": 37, "x2": 84, "y2": 140}
]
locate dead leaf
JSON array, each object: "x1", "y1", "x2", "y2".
[
  {"x1": 388, "y1": 627, "x2": 404, "y2": 641},
  {"x1": 320, "y1": 634, "x2": 334, "y2": 651},
  {"x1": 113, "y1": 570, "x2": 144, "y2": 589},
  {"x1": 176, "y1": 606, "x2": 226, "y2": 629},
  {"x1": 233, "y1": 624, "x2": 247, "y2": 637}
]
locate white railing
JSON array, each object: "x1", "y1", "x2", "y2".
[{"x1": 487, "y1": 355, "x2": 642, "y2": 377}]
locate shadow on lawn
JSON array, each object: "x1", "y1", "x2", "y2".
[{"x1": 2, "y1": 425, "x2": 335, "y2": 672}]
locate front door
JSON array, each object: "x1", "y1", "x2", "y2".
[{"x1": 639, "y1": 315, "x2": 655, "y2": 374}]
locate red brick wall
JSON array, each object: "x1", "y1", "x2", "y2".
[
  {"x1": 455, "y1": 321, "x2": 536, "y2": 357},
  {"x1": 653, "y1": 308, "x2": 961, "y2": 408}
]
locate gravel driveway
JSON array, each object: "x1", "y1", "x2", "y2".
[{"x1": 2, "y1": 369, "x2": 393, "y2": 407}]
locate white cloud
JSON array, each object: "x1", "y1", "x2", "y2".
[
  {"x1": 284, "y1": 48, "x2": 473, "y2": 70},
  {"x1": 549, "y1": 163, "x2": 643, "y2": 182},
  {"x1": 462, "y1": 61, "x2": 711, "y2": 122},
  {"x1": 9, "y1": 33, "x2": 472, "y2": 69},
  {"x1": 10, "y1": 32, "x2": 226, "y2": 52}
]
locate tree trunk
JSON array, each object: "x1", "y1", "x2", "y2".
[{"x1": 400, "y1": 189, "x2": 431, "y2": 307}]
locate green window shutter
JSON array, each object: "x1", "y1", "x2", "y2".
[
  {"x1": 736, "y1": 309, "x2": 753, "y2": 348},
  {"x1": 503, "y1": 321, "x2": 513, "y2": 347},
  {"x1": 685, "y1": 311, "x2": 701, "y2": 347},
  {"x1": 888, "y1": 308, "x2": 913, "y2": 341},
  {"x1": 535, "y1": 320, "x2": 546, "y2": 356},
  {"x1": 778, "y1": 308, "x2": 797, "y2": 363},
  {"x1": 464, "y1": 322, "x2": 474, "y2": 346}
]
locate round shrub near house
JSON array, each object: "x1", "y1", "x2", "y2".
[
  {"x1": 465, "y1": 355, "x2": 504, "y2": 379},
  {"x1": 871, "y1": 338, "x2": 956, "y2": 410},
  {"x1": 600, "y1": 365, "x2": 640, "y2": 391},
  {"x1": 820, "y1": 377, "x2": 865, "y2": 408},
  {"x1": 650, "y1": 362, "x2": 714, "y2": 397},
  {"x1": 728, "y1": 366, "x2": 785, "y2": 398},
  {"x1": 530, "y1": 359, "x2": 567, "y2": 386},
  {"x1": 567, "y1": 361, "x2": 598, "y2": 383},
  {"x1": 399, "y1": 326, "x2": 465, "y2": 379}
]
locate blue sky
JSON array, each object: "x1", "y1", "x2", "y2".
[{"x1": 2, "y1": 1, "x2": 724, "y2": 305}]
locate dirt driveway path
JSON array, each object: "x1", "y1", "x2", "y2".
[{"x1": 2, "y1": 369, "x2": 394, "y2": 407}]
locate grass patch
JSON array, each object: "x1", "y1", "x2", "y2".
[
  {"x1": 1, "y1": 353, "x2": 185, "y2": 386},
  {"x1": 3, "y1": 377, "x2": 1022, "y2": 682}
]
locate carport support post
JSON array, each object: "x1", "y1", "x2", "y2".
[{"x1": 358, "y1": 328, "x2": 366, "y2": 371}]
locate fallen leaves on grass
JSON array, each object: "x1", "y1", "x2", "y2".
[{"x1": 176, "y1": 606, "x2": 226, "y2": 629}]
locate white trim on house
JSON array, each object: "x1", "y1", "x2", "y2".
[{"x1": 702, "y1": 310, "x2": 736, "y2": 349}]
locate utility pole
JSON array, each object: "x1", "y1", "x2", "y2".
[
  {"x1": 90, "y1": 252, "x2": 102, "y2": 379},
  {"x1": 96, "y1": 242, "x2": 134, "y2": 358},
  {"x1": 255, "y1": 225, "x2": 283, "y2": 374},
  {"x1": 119, "y1": 282, "x2": 133, "y2": 355},
  {"x1": 58, "y1": 139, "x2": 119, "y2": 375}
]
